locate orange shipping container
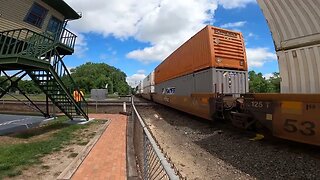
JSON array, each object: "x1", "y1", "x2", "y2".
[{"x1": 155, "y1": 25, "x2": 247, "y2": 84}]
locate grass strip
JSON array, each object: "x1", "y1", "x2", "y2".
[{"x1": 0, "y1": 116, "x2": 90, "y2": 178}]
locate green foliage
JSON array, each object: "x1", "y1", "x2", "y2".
[
  {"x1": 249, "y1": 70, "x2": 280, "y2": 93},
  {"x1": 70, "y1": 62, "x2": 130, "y2": 95},
  {"x1": 0, "y1": 76, "x2": 10, "y2": 90},
  {"x1": 0, "y1": 76, "x2": 41, "y2": 94},
  {"x1": 249, "y1": 71, "x2": 268, "y2": 93},
  {"x1": 267, "y1": 72, "x2": 281, "y2": 93},
  {"x1": 18, "y1": 80, "x2": 41, "y2": 94},
  {"x1": 0, "y1": 62, "x2": 131, "y2": 96},
  {"x1": 0, "y1": 116, "x2": 89, "y2": 178}
]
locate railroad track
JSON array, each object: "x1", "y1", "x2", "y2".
[{"x1": 0, "y1": 98, "x2": 155, "y2": 115}]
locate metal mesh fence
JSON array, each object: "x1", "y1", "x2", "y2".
[{"x1": 131, "y1": 97, "x2": 179, "y2": 180}]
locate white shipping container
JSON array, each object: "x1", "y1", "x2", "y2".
[
  {"x1": 137, "y1": 82, "x2": 143, "y2": 94},
  {"x1": 257, "y1": 0, "x2": 320, "y2": 50},
  {"x1": 155, "y1": 68, "x2": 248, "y2": 97},
  {"x1": 140, "y1": 82, "x2": 144, "y2": 94},
  {"x1": 142, "y1": 71, "x2": 155, "y2": 94},
  {"x1": 143, "y1": 85, "x2": 155, "y2": 94},
  {"x1": 151, "y1": 71, "x2": 155, "y2": 85},
  {"x1": 214, "y1": 69, "x2": 248, "y2": 95},
  {"x1": 258, "y1": 0, "x2": 320, "y2": 93},
  {"x1": 278, "y1": 44, "x2": 320, "y2": 93},
  {"x1": 143, "y1": 71, "x2": 155, "y2": 88}
]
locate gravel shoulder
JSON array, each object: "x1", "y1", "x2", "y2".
[{"x1": 138, "y1": 105, "x2": 320, "y2": 180}]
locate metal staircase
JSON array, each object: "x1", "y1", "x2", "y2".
[{"x1": 0, "y1": 28, "x2": 88, "y2": 120}]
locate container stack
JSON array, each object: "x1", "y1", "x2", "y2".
[
  {"x1": 258, "y1": 0, "x2": 320, "y2": 93},
  {"x1": 155, "y1": 25, "x2": 247, "y2": 85}
]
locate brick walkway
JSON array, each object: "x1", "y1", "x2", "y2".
[{"x1": 72, "y1": 114, "x2": 127, "y2": 180}]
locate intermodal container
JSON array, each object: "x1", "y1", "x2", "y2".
[
  {"x1": 278, "y1": 44, "x2": 320, "y2": 93},
  {"x1": 155, "y1": 68, "x2": 248, "y2": 96},
  {"x1": 143, "y1": 71, "x2": 155, "y2": 93},
  {"x1": 257, "y1": 0, "x2": 320, "y2": 51},
  {"x1": 155, "y1": 25, "x2": 247, "y2": 84},
  {"x1": 137, "y1": 82, "x2": 143, "y2": 94},
  {"x1": 258, "y1": 0, "x2": 320, "y2": 93}
]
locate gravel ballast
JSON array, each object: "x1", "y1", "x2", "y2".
[{"x1": 137, "y1": 105, "x2": 320, "y2": 180}]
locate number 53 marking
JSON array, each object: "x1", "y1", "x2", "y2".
[{"x1": 283, "y1": 119, "x2": 316, "y2": 136}]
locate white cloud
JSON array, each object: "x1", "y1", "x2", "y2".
[
  {"x1": 246, "y1": 47, "x2": 277, "y2": 68},
  {"x1": 220, "y1": 21, "x2": 246, "y2": 28},
  {"x1": 65, "y1": 0, "x2": 255, "y2": 63},
  {"x1": 263, "y1": 73, "x2": 274, "y2": 80},
  {"x1": 2, "y1": 70, "x2": 31, "y2": 80},
  {"x1": 99, "y1": 54, "x2": 108, "y2": 60},
  {"x1": 66, "y1": 66, "x2": 74, "y2": 73},
  {"x1": 248, "y1": 32, "x2": 255, "y2": 37},
  {"x1": 126, "y1": 70, "x2": 146, "y2": 87},
  {"x1": 73, "y1": 32, "x2": 88, "y2": 58},
  {"x1": 137, "y1": 69, "x2": 146, "y2": 74},
  {"x1": 246, "y1": 32, "x2": 258, "y2": 40},
  {"x1": 99, "y1": 47, "x2": 117, "y2": 60},
  {"x1": 65, "y1": 0, "x2": 160, "y2": 38},
  {"x1": 218, "y1": 0, "x2": 256, "y2": 9},
  {"x1": 22, "y1": 75, "x2": 31, "y2": 81},
  {"x1": 126, "y1": 42, "x2": 175, "y2": 63},
  {"x1": 126, "y1": 0, "x2": 218, "y2": 63}
]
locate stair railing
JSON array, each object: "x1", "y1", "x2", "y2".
[
  {"x1": 0, "y1": 28, "x2": 77, "y2": 59},
  {"x1": 56, "y1": 28, "x2": 77, "y2": 50},
  {"x1": 0, "y1": 28, "x2": 88, "y2": 119},
  {"x1": 0, "y1": 28, "x2": 54, "y2": 58},
  {"x1": 51, "y1": 50, "x2": 88, "y2": 119}
]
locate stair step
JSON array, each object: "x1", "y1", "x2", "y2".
[{"x1": 27, "y1": 66, "x2": 88, "y2": 121}]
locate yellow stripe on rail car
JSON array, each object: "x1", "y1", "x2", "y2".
[{"x1": 281, "y1": 101, "x2": 302, "y2": 115}]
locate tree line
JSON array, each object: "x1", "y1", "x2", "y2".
[
  {"x1": 248, "y1": 70, "x2": 280, "y2": 93},
  {"x1": 69, "y1": 62, "x2": 131, "y2": 95},
  {"x1": 0, "y1": 66, "x2": 280, "y2": 95},
  {"x1": 0, "y1": 62, "x2": 131, "y2": 95},
  {"x1": 0, "y1": 76, "x2": 42, "y2": 94}
]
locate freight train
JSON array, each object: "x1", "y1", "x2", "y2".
[
  {"x1": 140, "y1": 26, "x2": 248, "y2": 120},
  {"x1": 136, "y1": 0, "x2": 320, "y2": 147}
]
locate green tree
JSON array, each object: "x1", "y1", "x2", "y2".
[
  {"x1": 267, "y1": 72, "x2": 281, "y2": 93},
  {"x1": 0, "y1": 76, "x2": 10, "y2": 90},
  {"x1": 18, "y1": 80, "x2": 42, "y2": 94},
  {"x1": 248, "y1": 70, "x2": 269, "y2": 93},
  {"x1": 249, "y1": 71, "x2": 281, "y2": 93},
  {"x1": 0, "y1": 76, "x2": 41, "y2": 94},
  {"x1": 69, "y1": 62, "x2": 130, "y2": 95}
]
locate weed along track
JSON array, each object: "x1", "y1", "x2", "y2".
[{"x1": 0, "y1": 117, "x2": 108, "y2": 179}]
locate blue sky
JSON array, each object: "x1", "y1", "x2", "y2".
[{"x1": 64, "y1": 0, "x2": 278, "y2": 86}]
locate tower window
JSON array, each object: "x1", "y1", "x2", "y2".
[
  {"x1": 47, "y1": 16, "x2": 63, "y2": 34},
  {"x1": 24, "y1": 3, "x2": 48, "y2": 28}
]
